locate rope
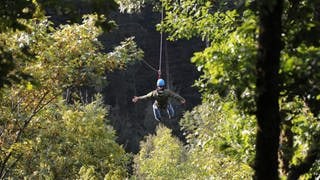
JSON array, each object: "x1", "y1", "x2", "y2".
[
  {"x1": 158, "y1": 6, "x2": 164, "y2": 79},
  {"x1": 165, "y1": 39, "x2": 170, "y2": 89},
  {"x1": 140, "y1": 6, "x2": 165, "y2": 80},
  {"x1": 160, "y1": 6, "x2": 170, "y2": 89},
  {"x1": 141, "y1": 60, "x2": 158, "y2": 72}
]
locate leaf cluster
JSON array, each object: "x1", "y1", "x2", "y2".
[
  {"x1": 11, "y1": 96, "x2": 130, "y2": 179},
  {"x1": 133, "y1": 125, "x2": 187, "y2": 179}
]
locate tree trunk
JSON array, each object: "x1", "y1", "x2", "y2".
[{"x1": 254, "y1": 0, "x2": 283, "y2": 179}]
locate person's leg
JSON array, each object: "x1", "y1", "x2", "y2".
[
  {"x1": 167, "y1": 103, "x2": 175, "y2": 119},
  {"x1": 153, "y1": 102, "x2": 161, "y2": 121}
]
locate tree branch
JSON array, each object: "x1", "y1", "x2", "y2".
[
  {"x1": 0, "y1": 153, "x2": 22, "y2": 179},
  {"x1": 0, "y1": 91, "x2": 57, "y2": 179}
]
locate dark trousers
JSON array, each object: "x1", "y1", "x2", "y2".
[{"x1": 152, "y1": 102, "x2": 174, "y2": 121}]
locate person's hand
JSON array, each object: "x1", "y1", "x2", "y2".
[
  {"x1": 132, "y1": 96, "x2": 139, "y2": 103},
  {"x1": 180, "y1": 99, "x2": 186, "y2": 104}
]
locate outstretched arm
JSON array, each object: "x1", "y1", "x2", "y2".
[
  {"x1": 132, "y1": 91, "x2": 154, "y2": 103},
  {"x1": 132, "y1": 96, "x2": 140, "y2": 103},
  {"x1": 168, "y1": 90, "x2": 186, "y2": 104}
]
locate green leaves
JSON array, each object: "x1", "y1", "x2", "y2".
[
  {"x1": 117, "y1": 0, "x2": 146, "y2": 13},
  {"x1": 134, "y1": 96, "x2": 255, "y2": 179},
  {"x1": 0, "y1": 0, "x2": 36, "y2": 32},
  {"x1": 134, "y1": 125, "x2": 187, "y2": 179},
  {"x1": 181, "y1": 94, "x2": 255, "y2": 176},
  {"x1": 132, "y1": 0, "x2": 320, "y2": 178},
  {"x1": 107, "y1": 37, "x2": 144, "y2": 67},
  {"x1": 14, "y1": 14, "x2": 143, "y2": 92},
  {"x1": 0, "y1": 5, "x2": 143, "y2": 178},
  {"x1": 191, "y1": 11, "x2": 257, "y2": 113},
  {"x1": 23, "y1": 96, "x2": 129, "y2": 179},
  {"x1": 161, "y1": 0, "x2": 259, "y2": 110},
  {"x1": 279, "y1": 96, "x2": 320, "y2": 178},
  {"x1": 160, "y1": 0, "x2": 215, "y2": 41}
]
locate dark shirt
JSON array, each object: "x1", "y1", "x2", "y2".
[{"x1": 139, "y1": 89, "x2": 185, "y2": 108}]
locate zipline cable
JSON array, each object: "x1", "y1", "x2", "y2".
[
  {"x1": 165, "y1": 38, "x2": 170, "y2": 89},
  {"x1": 158, "y1": 6, "x2": 164, "y2": 79},
  {"x1": 140, "y1": 6, "x2": 166, "y2": 80},
  {"x1": 160, "y1": 6, "x2": 170, "y2": 89}
]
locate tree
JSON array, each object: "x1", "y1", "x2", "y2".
[
  {"x1": 134, "y1": 125, "x2": 187, "y2": 179},
  {"x1": 180, "y1": 94, "x2": 255, "y2": 179},
  {"x1": 0, "y1": 0, "x2": 146, "y2": 178},
  {"x1": 134, "y1": 96, "x2": 255, "y2": 179},
  {"x1": 0, "y1": 0, "x2": 120, "y2": 89},
  {"x1": 158, "y1": 0, "x2": 319, "y2": 178},
  {"x1": 18, "y1": 96, "x2": 130, "y2": 179},
  {"x1": 0, "y1": 14, "x2": 142, "y2": 178},
  {"x1": 278, "y1": 0, "x2": 320, "y2": 178},
  {"x1": 254, "y1": 0, "x2": 283, "y2": 178}
]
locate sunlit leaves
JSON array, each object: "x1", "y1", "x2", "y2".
[
  {"x1": 0, "y1": 10, "x2": 142, "y2": 178},
  {"x1": 161, "y1": 0, "x2": 258, "y2": 110},
  {"x1": 107, "y1": 37, "x2": 144, "y2": 67},
  {"x1": 159, "y1": 0, "x2": 320, "y2": 178},
  {"x1": 134, "y1": 94, "x2": 256, "y2": 179},
  {"x1": 191, "y1": 11, "x2": 257, "y2": 112},
  {"x1": 23, "y1": 15, "x2": 143, "y2": 90},
  {"x1": 279, "y1": 96, "x2": 320, "y2": 178},
  {"x1": 281, "y1": 44, "x2": 320, "y2": 101},
  {"x1": 0, "y1": 0, "x2": 35, "y2": 32},
  {"x1": 181, "y1": 94, "x2": 256, "y2": 175},
  {"x1": 134, "y1": 125, "x2": 187, "y2": 179},
  {"x1": 117, "y1": 0, "x2": 146, "y2": 13},
  {"x1": 19, "y1": 96, "x2": 129, "y2": 179},
  {"x1": 160, "y1": 0, "x2": 215, "y2": 41}
]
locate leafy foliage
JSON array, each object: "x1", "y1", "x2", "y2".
[
  {"x1": 161, "y1": 0, "x2": 258, "y2": 112},
  {"x1": 133, "y1": 125, "x2": 188, "y2": 179},
  {"x1": 279, "y1": 96, "x2": 320, "y2": 178},
  {"x1": 1, "y1": 0, "x2": 319, "y2": 178},
  {"x1": 117, "y1": 0, "x2": 146, "y2": 14},
  {"x1": 15, "y1": 96, "x2": 130, "y2": 179},
  {"x1": 157, "y1": 0, "x2": 320, "y2": 178},
  {"x1": 134, "y1": 104, "x2": 255, "y2": 179},
  {"x1": 0, "y1": 12, "x2": 142, "y2": 179},
  {"x1": 0, "y1": 34, "x2": 33, "y2": 88},
  {"x1": 0, "y1": 0, "x2": 124, "y2": 89},
  {"x1": 180, "y1": 94, "x2": 255, "y2": 179},
  {"x1": 0, "y1": 0, "x2": 35, "y2": 32},
  {"x1": 23, "y1": 15, "x2": 143, "y2": 90}
]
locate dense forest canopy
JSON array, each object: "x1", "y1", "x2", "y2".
[{"x1": 0, "y1": 0, "x2": 319, "y2": 179}]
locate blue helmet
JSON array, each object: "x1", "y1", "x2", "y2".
[{"x1": 157, "y1": 79, "x2": 165, "y2": 87}]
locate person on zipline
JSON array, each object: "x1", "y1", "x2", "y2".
[{"x1": 132, "y1": 78, "x2": 186, "y2": 121}]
